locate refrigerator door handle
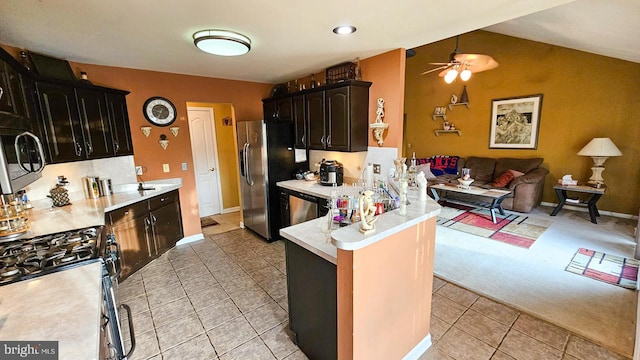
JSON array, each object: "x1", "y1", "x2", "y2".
[
  {"x1": 245, "y1": 142, "x2": 254, "y2": 186},
  {"x1": 242, "y1": 142, "x2": 250, "y2": 186}
]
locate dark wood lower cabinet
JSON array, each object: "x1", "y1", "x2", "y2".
[
  {"x1": 285, "y1": 240, "x2": 337, "y2": 360},
  {"x1": 106, "y1": 190, "x2": 183, "y2": 280}
]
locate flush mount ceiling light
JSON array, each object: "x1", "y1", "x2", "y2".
[
  {"x1": 333, "y1": 25, "x2": 356, "y2": 35},
  {"x1": 193, "y1": 29, "x2": 251, "y2": 56}
]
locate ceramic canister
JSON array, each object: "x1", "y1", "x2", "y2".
[
  {"x1": 82, "y1": 176, "x2": 100, "y2": 199},
  {"x1": 98, "y1": 178, "x2": 112, "y2": 196}
]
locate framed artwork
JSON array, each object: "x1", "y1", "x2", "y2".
[{"x1": 489, "y1": 94, "x2": 543, "y2": 149}]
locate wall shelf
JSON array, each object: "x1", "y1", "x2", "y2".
[
  {"x1": 435, "y1": 130, "x2": 462, "y2": 137},
  {"x1": 448, "y1": 102, "x2": 469, "y2": 111},
  {"x1": 432, "y1": 114, "x2": 446, "y2": 121}
]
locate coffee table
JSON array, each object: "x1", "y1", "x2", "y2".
[{"x1": 429, "y1": 183, "x2": 512, "y2": 223}]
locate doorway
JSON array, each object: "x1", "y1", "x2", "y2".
[{"x1": 188, "y1": 106, "x2": 223, "y2": 217}]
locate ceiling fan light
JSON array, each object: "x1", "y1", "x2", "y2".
[
  {"x1": 193, "y1": 29, "x2": 251, "y2": 56},
  {"x1": 460, "y1": 68, "x2": 472, "y2": 81},
  {"x1": 444, "y1": 69, "x2": 458, "y2": 84}
]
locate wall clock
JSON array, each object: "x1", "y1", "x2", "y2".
[{"x1": 143, "y1": 96, "x2": 177, "y2": 127}]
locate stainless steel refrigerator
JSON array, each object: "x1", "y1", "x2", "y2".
[{"x1": 237, "y1": 119, "x2": 302, "y2": 241}]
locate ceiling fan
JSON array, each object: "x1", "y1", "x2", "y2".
[{"x1": 421, "y1": 35, "x2": 499, "y2": 83}]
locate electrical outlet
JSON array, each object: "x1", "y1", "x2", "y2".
[
  {"x1": 162, "y1": 164, "x2": 170, "y2": 173},
  {"x1": 373, "y1": 164, "x2": 381, "y2": 174},
  {"x1": 135, "y1": 166, "x2": 143, "y2": 175}
]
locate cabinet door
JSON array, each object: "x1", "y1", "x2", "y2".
[
  {"x1": 292, "y1": 95, "x2": 306, "y2": 148},
  {"x1": 276, "y1": 97, "x2": 293, "y2": 122},
  {"x1": 106, "y1": 93, "x2": 134, "y2": 156},
  {"x1": 0, "y1": 63, "x2": 12, "y2": 114},
  {"x1": 151, "y1": 201, "x2": 183, "y2": 256},
  {"x1": 76, "y1": 88, "x2": 113, "y2": 158},
  {"x1": 111, "y1": 216, "x2": 152, "y2": 280},
  {"x1": 306, "y1": 92, "x2": 325, "y2": 150},
  {"x1": 35, "y1": 82, "x2": 84, "y2": 162},
  {"x1": 263, "y1": 99, "x2": 278, "y2": 123},
  {"x1": 326, "y1": 87, "x2": 350, "y2": 151}
]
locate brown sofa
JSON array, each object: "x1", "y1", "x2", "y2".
[{"x1": 421, "y1": 156, "x2": 548, "y2": 213}]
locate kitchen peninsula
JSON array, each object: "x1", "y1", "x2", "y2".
[{"x1": 278, "y1": 179, "x2": 441, "y2": 360}]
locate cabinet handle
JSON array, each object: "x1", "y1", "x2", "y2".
[
  {"x1": 327, "y1": 135, "x2": 331, "y2": 147},
  {"x1": 144, "y1": 217, "x2": 150, "y2": 231},
  {"x1": 151, "y1": 215, "x2": 157, "y2": 224},
  {"x1": 86, "y1": 142, "x2": 93, "y2": 155},
  {"x1": 114, "y1": 142, "x2": 120, "y2": 152},
  {"x1": 320, "y1": 135, "x2": 325, "y2": 146},
  {"x1": 0, "y1": 86, "x2": 3, "y2": 100},
  {"x1": 75, "y1": 142, "x2": 83, "y2": 156},
  {"x1": 301, "y1": 135, "x2": 305, "y2": 146}
]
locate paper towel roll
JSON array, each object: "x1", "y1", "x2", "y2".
[{"x1": 365, "y1": 163, "x2": 374, "y2": 189}]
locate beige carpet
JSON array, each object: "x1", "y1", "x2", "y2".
[{"x1": 433, "y1": 206, "x2": 637, "y2": 358}]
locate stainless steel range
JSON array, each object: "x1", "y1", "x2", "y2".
[
  {"x1": 0, "y1": 226, "x2": 135, "y2": 359},
  {"x1": 0, "y1": 226, "x2": 106, "y2": 285}
]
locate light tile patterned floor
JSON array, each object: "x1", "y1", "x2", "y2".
[{"x1": 118, "y1": 220, "x2": 631, "y2": 360}]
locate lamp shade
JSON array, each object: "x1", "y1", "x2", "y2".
[
  {"x1": 193, "y1": 30, "x2": 251, "y2": 56},
  {"x1": 577, "y1": 138, "x2": 622, "y2": 157}
]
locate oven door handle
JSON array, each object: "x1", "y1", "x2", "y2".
[{"x1": 120, "y1": 303, "x2": 136, "y2": 359}]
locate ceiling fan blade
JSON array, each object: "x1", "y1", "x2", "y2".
[
  {"x1": 454, "y1": 53, "x2": 499, "y2": 73},
  {"x1": 421, "y1": 64, "x2": 452, "y2": 75}
]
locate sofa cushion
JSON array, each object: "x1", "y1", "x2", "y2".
[
  {"x1": 464, "y1": 157, "x2": 496, "y2": 183},
  {"x1": 416, "y1": 163, "x2": 436, "y2": 179},
  {"x1": 494, "y1": 158, "x2": 543, "y2": 180},
  {"x1": 416, "y1": 156, "x2": 461, "y2": 176}
]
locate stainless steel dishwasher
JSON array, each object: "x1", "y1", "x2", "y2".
[{"x1": 289, "y1": 190, "x2": 318, "y2": 225}]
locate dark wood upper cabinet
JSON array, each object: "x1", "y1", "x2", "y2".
[
  {"x1": 292, "y1": 95, "x2": 306, "y2": 148},
  {"x1": 76, "y1": 88, "x2": 113, "y2": 159},
  {"x1": 0, "y1": 59, "x2": 29, "y2": 120},
  {"x1": 35, "y1": 82, "x2": 84, "y2": 162},
  {"x1": 106, "y1": 93, "x2": 134, "y2": 156},
  {"x1": 263, "y1": 97, "x2": 293, "y2": 123},
  {"x1": 306, "y1": 91, "x2": 325, "y2": 150}
]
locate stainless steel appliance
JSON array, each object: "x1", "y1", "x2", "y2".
[
  {"x1": 289, "y1": 190, "x2": 318, "y2": 226},
  {"x1": 237, "y1": 119, "x2": 302, "y2": 241},
  {"x1": 320, "y1": 160, "x2": 344, "y2": 186},
  {"x1": 0, "y1": 117, "x2": 46, "y2": 194},
  {"x1": 0, "y1": 226, "x2": 135, "y2": 359}
]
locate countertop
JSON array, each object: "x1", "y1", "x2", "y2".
[
  {"x1": 21, "y1": 179, "x2": 182, "y2": 238},
  {"x1": 0, "y1": 260, "x2": 103, "y2": 360},
  {"x1": 278, "y1": 180, "x2": 441, "y2": 262}
]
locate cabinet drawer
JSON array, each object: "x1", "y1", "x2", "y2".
[
  {"x1": 149, "y1": 190, "x2": 179, "y2": 211},
  {"x1": 109, "y1": 201, "x2": 149, "y2": 225}
]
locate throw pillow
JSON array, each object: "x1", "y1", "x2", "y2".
[
  {"x1": 492, "y1": 171, "x2": 516, "y2": 188},
  {"x1": 417, "y1": 163, "x2": 436, "y2": 179},
  {"x1": 509, "y1": 169, "x2": 525, "y2": 178}
]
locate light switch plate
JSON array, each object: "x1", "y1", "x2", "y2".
[
  {"x1": 135, "y1": 166, "x2": 143, "y2": 175},
  {"x1": 181, "y1": 162, "x2": 188, "y2": 171},
  {"x1": 162, "y1": 164, "x2": 170, "y2": 173}
]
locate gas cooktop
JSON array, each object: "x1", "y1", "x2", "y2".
[{"x1": 0, "y1": 226, "x2": 106, "y2": 285}]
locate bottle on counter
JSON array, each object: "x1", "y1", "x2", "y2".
[{"x1": 408, "y1": 152, "x2": 417, "y2": 186}]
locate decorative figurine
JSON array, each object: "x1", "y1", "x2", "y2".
[
  {"x1": 370, "y1": 98, "x2": 389, "y2": 146},
  {"x1": 399, "y1": 178, "x2": 408, "y2": 215},
  {"x1": 359, "y1": 190, "x2": 378, "y2": 234},
  {"x1": 393, "y1": 157, "x2": 406, "y2": 181},
  {"x1": 416, "y1": 172, "x2": 428, "y2": 202}
]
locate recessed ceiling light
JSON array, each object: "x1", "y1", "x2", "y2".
[
  {"x1": 332, "y1": 26, "x2": 356, "y2": 35},
  {"x1": 193, "y1": 29, "x2": 251, "y2": 56}
]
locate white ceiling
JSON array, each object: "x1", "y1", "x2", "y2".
[{"x1": 0, "y1": 0, "x2": 637, "y2": 84}]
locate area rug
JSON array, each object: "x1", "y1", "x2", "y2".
[
  {"x1": 200, "y1": 216, "x2": 219, "y2": 228},
  {"x1": 436, "y1": 204, "x2": 551, "y2": 249},
  {"x1": 565, "y1": 248, "x2": 639, "y2": 289}
]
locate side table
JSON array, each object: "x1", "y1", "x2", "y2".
[{"x1": 550, "y1": 185, "x2": 606, "y2": 224}]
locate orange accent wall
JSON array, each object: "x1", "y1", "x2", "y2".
[
  {"x1": 404, "y1": 31, "x2": 640, "y2": 215},
  {"x1": 337, "y1": 218, "x2": 435, "y2": 359},
  {"x1": 361, "y1": 49, "x2": 406, "y2": 149}
]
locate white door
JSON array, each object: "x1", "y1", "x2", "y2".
[{"x1": 188, "y1": 107, "x2": 223, "y2": 217}]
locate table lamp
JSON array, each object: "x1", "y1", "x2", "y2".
[{"x1": 577, "y1": 137, "x2": 622, "y2": 187}]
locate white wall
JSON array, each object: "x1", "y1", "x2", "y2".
[{"x1": 309, "y1": 147, "x2": 398, "y2": 184}]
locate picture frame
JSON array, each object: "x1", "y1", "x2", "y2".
[{"x1": 489, "y1": 94, "x2": 543, "y2": 149}]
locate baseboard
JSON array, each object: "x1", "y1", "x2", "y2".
[
  {"x1": 176, "y1": 233, "x2": 204, "y2": 246},
  {"x1": 223, "y1": 206, "x2": 240, "y2": 214},
  {"x1": 540, "y1": 202, "x2": 639, "y2": 220},
  {"x1": 402, "y1": 333, "x2": 432, "y2": 360}
]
